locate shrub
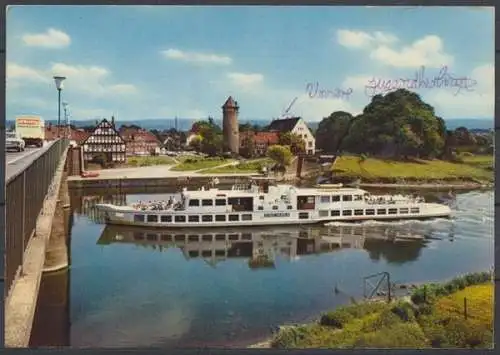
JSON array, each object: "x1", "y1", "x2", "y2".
[
  {"x1": 415, "y1": 303, "x2": 434, "y2": 317},
  {"x1": 390, "y1": 302, "x2": 416, "y2": 323},
  {"x1": 354, "y1": 323, "x2": 428, "y2": 348},
  {"x1": 271, "y1": 326, "x2": 308, "y2": 348},
  {"x1": 361, "y1": 308, "x2": 401, "y2": 333},
  {"x1": 320, "y1": 309, "x2": 354, "y2": 329},
  {"x1": 443, "y1": 318, "x2": 491, "y2": 348}
]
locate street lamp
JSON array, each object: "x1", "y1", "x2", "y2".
[
  {"x1": 62, "y1": 101, "x2": 69, "y2": 139},
  {"x1": 53, "y1": 76, "x2": 66, "y2": 138}
]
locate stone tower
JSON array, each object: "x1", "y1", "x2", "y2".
[{"x1": 222, "y1": 96, "x2": 239, "y2": 155}]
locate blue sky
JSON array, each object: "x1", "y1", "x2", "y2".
[{"x1": 6, "y1": 5, "x2": 494, "y2": 123}]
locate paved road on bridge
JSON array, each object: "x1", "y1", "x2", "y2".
[{"x1": 6, "y1": 142, "x2": 57, "y2": 182}]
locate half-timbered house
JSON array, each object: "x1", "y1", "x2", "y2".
[{"x1": 82, "y1": 118, "x2": 126, "y2": 163}]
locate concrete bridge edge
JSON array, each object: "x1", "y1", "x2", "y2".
[{"x1": 4, "y1": 149, "x2": 69, "y2": 348}]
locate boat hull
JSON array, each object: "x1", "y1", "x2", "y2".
[{"x1": 96, "y1": 203, "x2": 452, "y2": 229}]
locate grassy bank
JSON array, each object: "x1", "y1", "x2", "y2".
[
  {"x1": 126, "y1": 156, "x2": 177, "y2": 167},
  {"x1": 332, "y1": 154, "x2": 493, "y2": 183},
  {"x1": 170, "y1": 157, "x2": 234, "y2": 171},
  {"x1": 201, "y1": 159, "x2": 272, "y2": 174},
  {"x1": 270, "y1": 271, "x2": 493, "y2": 349}
]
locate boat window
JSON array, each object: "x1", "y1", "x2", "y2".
[
  {"x1": 297, "y1": 196, "x2": 316, "y2": 210},
  {"x1": 258, "y1": 206, "x2": 264, "y2": 210},
  {"x1": 354, "y1": 195, "x2": 363, "y2": 201},
  {"x1": 377, "y1": 209, "x2": 386, "y2": 215},
  {"x1": 354, "y1": 209, "x2": 364, "y2": 216},
  {"x1": 320, "y1": 196, "x2": 330, "y2": 203},
  {"x1": 215, "y1": 234, "x2": 225, "y2": 240},
  {"x1": 215, "y1": 215, "x2": 226, "y2": 222},
  {"x1": 188, "y1": 235, "x2": 199, "y2": 242},
  {"x1": 332, "y1": 195, "x2": 341, "y2": 202},
  {"x1": 388, "y1": 208, "x2": 398, "y2": 215},
  {"x1": 272, "y1": 206, "x2": 278, "y2": 210},
  {"x1": 365, "y1": 209, "x2": 375, "y2": 216},
  {"x1": 161, "y1": 215, "x2": 172, "y2": 223},
  {"x1": 242, "y1": 214, "x2": 252, "y2": 221},
  {"x1": 307, "y1": 196, "x2": 315, "y2": 203},
  {"x1": 242, "y1": 233, "x2": 252, "y2": 240},
  {"x1": 146, "y1": 234, "x2": 156, "y2": 241},
  {"x1": 189, "y1": 199, "x2": 200, "y2": 207},
  {"x1": 228, "y1": 214, "x2": 239, "y2": 221},
  {"x1": 202, "y1": 235, "x2": 212, "y2": 241},
  {"x1": 147, "y1": 215, "x2": 158, "y2": 222},
  {"x1": 299, "y1": 212, "x2": 309, "y2": 219},
  {"x1": 319, "y1": 210, "x2": 329, "y2": 217},
  {"x1": 287, "y1": 205, "x2": 293, "y2": 210},
  {"x1": 174, "y1": 234, "x2": 185, "y2": 241},
  {"x1": 229, "y1": 234, "x2": 239, "y2": 240},
  {"x1": 202, "y1": 215, "x2": 213, "y2": 222},
  {"x1": 134, "y1": 214, "x2": 145, "y2": 222},
  {"x1": 188, "y1": 215, "x2": 199, "y2": 222},
  {"x1": 202, "y1": 199, "x2": 213, "y2": 206},
  {"x1": 215, "y1": 199, "x2": 226, "y2": 206},
  {"x1": 342, "y1": 195, "x2": 353, "y2": 202},
  {"x1": 133, "y1": 232, "x2": 144, "y2": 240},
  {"x1": 175, "y1": 215, "x2": 186, "y2": 222},
  {"x1": 342, "y1": 210, "x2": 352, "y2": 216},
  {"x1": 331, "y1": 210, "x2": 340, "y2": 216},
  {"x1": 399, "y1": 208, "x2": 409, "y2": 214},
  {"x1": 259, "y1": 196, "x2": 264, "y2": 200},
  {"x1": 411, "y1": 207, "x2": 420, "y2": 213},
  {"x1": 160, "y1": 234, "x2": 171, "y2": 241}
]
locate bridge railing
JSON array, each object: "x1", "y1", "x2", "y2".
[{"x1": 5, "y1": 139, "x2": 69, "y2": 296}]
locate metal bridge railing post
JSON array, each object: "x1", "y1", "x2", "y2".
[{"x1": 20, "y1": 170, "x2": 26, "y2": 276}]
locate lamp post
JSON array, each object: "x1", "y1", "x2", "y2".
[
  {"x1": 62, "y1": 101, "x2": 69, "y2": 139},
  {"x1": 53, "y1": 76, "x2": 66, "y2": 138}
]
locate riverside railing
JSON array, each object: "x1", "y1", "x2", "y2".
[{"x1": 5, "y1": 139, "x2": 69, "y2": 297}]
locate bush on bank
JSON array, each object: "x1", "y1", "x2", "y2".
[{"x1": 271, "y1": 271, "x2": 493, "y2": 349}]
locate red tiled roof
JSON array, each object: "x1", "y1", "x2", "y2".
[
  {"x1": 120, "y1": 129, "x2": 160, "y2": 144},
  {"x1": 254, "y1": 131, "x2": 279, "y2": 144}
]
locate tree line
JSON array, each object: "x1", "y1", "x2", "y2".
[{"x1": 315, "y1": 89, "x2": 493, "y2": 160}]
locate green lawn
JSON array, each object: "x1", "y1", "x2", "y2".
[
  {"x1": 201, "y1": 158, "x2": 272, "y2": 174},
  {"x1": 170, "y1": 157, "x2": 234, "y2": 171},
  {"x1": 271, "y1": 272, "x2": 493, "y2": 349},
  {"x1": 126, "y1": 156, "x2": 176, "y2": 167},
  {"x1": 332, "y1": 155, "x2": 493, "y2": 182}
]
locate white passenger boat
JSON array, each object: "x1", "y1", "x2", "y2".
[{"x1": 96, "y1": 179, "x2": 452, "y2": 228}]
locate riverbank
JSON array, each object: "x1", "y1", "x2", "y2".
[{"x1": 250, "y1": 271, "x2": 493, "y2": 349}]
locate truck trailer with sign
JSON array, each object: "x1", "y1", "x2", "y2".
[{"x1": 15, "y1": 115, "x2": 45, "y2": 147}]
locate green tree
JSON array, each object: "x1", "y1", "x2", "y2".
[
  {"x1": 267, "y1": 145, "x2": 293, "y2": 167},
  {"x1": 189, "y1": 134, "x2": 203, "y2": 151},
  {"x1": 315, "y1": 111, "x2": 355, "y2": 154},
  {"x1": 279, "y1": 132, "x2": 305, "y2": 155},
  {"x1": 240, "y1": 135, "x2": 255, "y2": 158}
]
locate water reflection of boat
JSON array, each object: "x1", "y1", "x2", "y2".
[{"x1": 97, "y1": 223, "x2": 428, "y2": 268}]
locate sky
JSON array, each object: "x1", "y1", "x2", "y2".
[{"x1": 6, "y1": 5, "x2": 495, "y2": 123}]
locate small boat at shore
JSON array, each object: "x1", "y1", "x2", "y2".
[{"x1": 96, "y1": 178, "x2": 452, "y2": 228}]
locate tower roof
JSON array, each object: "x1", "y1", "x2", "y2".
[{"x1": 222, "y1": 96, "x2": 239, "y2": 109}]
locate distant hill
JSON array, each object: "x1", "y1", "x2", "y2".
[{"x1": 5, "y1": 117, "x2": 493, "y2": 132}]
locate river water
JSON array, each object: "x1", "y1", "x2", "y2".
[{"x1": 30, "y1": 188, "x2": 494, "y2": 348}]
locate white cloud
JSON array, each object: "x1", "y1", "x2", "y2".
[
  {"x1": 227, "y1": 72, "x2": 264, "y2": 87},
  {"x1": 6, "y1": 62, "x2": 48, "y2": 83},
  {"x1": 50, "y1": 62, "x2": 137, "y2": 97},
  {"x1": 370, "y1": 35, "x2": 453, "y2": 68},
  {"x1": 336, "y1": 29, "x2": 397, "y2": 49},
  {"x1": 22, "y1": 28, "x2": 71, "y2": 48},
  {"x1": 162, "y1": 48, "x2": 232, "y2": 65}
]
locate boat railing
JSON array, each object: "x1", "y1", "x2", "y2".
[{"x1": 365, "y1": 196, "x2": 425, "y2": 205}]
